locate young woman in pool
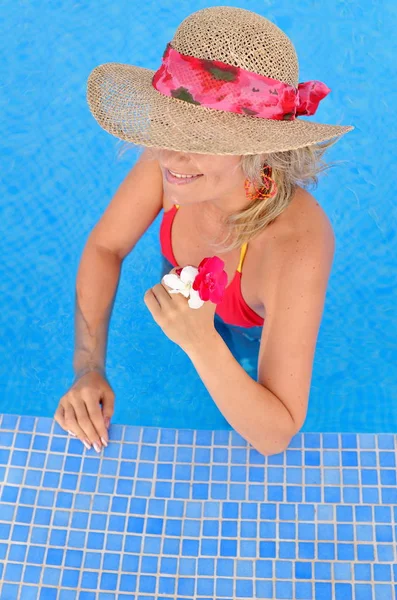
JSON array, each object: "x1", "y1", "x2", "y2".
[{"x1": 54, "y1": 7, "x2": 353, "y2": 456}]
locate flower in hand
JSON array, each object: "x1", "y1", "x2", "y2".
[
  {"x1": 143, "y1": 256, "x2": 228, "y2": 352},
  {"x1": 163, "y1": 256, "x2": 228, "y2": 307}
]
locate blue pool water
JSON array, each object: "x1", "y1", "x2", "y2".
[{"x1": 0, "y1": 1, "x2": 396, "y2": 598}]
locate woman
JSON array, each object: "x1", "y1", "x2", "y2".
[{"x1": 54, "y1": 6, "x2": 353, "y2": 455}]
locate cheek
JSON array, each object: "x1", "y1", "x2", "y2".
[
  {"x1": 201, "y1": 173, "x2": 224, "y2": 192},
  {"x1": 209, "y1": 169, "x2": 240, "y2": 188}
]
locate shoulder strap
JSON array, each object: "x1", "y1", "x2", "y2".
[{"x1": 237, "y1": 243, "x2": 248, "y2": 273}]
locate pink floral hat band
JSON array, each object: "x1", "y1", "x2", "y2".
[{"x1": 152, "y1": 42, "x2": 331, "y2": 121}]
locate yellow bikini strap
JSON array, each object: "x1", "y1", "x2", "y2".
[{"x1": 237, "y1": 243, "x2": 248, "y2": 273}]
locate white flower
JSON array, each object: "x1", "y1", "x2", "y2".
[{"x1": 162, "y1": 266, "x2": 205, "y2": 309}]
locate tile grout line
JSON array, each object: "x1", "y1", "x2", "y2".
[
  {"x1": 129, "y1": 424, "x2": 146, "y2": 597},
  {"x1": 0, "y1": 416, "x2": 20, "y2": 598},
  {"x1": 190, "y1": 427, "x2": 200, "y2": 599},
  {"x1": 51, "y1": 417, "x2": 90, "y2": 597},
  {"x1": 78, "y1": 422, "x2": 110, "y2": 596},
  {"x1": 150, "y1": 424, "x2": 168, "y2": 600}
]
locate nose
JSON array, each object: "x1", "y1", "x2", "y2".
[{"x1": 161, "y1": 149, "x2": 190, "y2": 162}]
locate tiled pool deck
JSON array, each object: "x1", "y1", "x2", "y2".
[{"x1": 0, "y1": 414, "x2": 396, "y2": 600}]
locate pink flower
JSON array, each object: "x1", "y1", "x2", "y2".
[
  {"x1": 192, "y1": 256, "x2": 228, "y2": 304},
  {"x1": 162, "y1": 256, "x2": 228, "y2": 309}
]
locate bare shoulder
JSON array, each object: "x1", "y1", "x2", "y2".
[
  {"x1": 290, "y1": 186, "x2": 335, "y2": 247},
  {"x1": 256, "y1": 186, "x2": 335, "y2": 302},
  {"x1": 260, "y1": 185, "x2": 335, "y2": 256}
]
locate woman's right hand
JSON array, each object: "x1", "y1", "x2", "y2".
[{"x1": 54, "y1": 371, "x2": 115, "y2": 452}]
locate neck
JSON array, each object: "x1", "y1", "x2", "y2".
[{"x1": 204, "y1": 185, "x2": 252, "y2": 221}]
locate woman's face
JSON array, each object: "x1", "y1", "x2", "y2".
[{"x1": 150, "y1": 149, "x2": 248, "y2": 215}]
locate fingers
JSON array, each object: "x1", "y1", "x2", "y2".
[
  {"x1": 79, "y1": 388, "x2": 110, "y2": 448},
  {"x1": 54, "y1": 405, "x2": 66, "y2": 431},
  {"x1": 54, "y1": 373, "x2": 115, "y2": 453},
  {"x1": 54, "y1": 404, "x2": 88, "y2": 448},
  {"x1": 101, "y1": 389, "x2": 115, "y2": 433},
  {"x1": 55, "y1": 395, "x2": 106, "y2": 453},
  {"x1": 63, "y1": 403, "x2": 93, "y2": 450},
  {"x1": 69, "y1": 396, "x2": 103, "y2": 452}
]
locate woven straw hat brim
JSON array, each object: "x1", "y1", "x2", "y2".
[{"x1": 87, "y1": 62, "x2": 354, "y2": 155}]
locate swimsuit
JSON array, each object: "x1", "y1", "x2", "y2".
[{"x1": 159, "y1": 204, "x2": 265, "y2": 328}]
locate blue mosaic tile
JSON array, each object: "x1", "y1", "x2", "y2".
[{"x1": 0, "y1": 415, "x2": 396, "y2": 599}]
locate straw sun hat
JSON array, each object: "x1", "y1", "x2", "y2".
[{"x1": 86, "y1": 6, "x2": 354, "y2": 155}]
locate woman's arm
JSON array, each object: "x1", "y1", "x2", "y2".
[
  {"x1": 54, "y1": 241, "x2": 122, "y2": 450},
  {"x1": 56, "y1": 151, "x2": 165, "y2": 447},
  {"x1": 73, "y1": 242, "x2": 122, "y2": 382},
  {"x1": 186, "y1": 334, "x2": 295, "y2": 456},
  {"x1": 72, "y1": 150, "x2": 165, "y2": 379},
  {"x1": 186, "y1": 210, "x2": 335, "y2": 456}
]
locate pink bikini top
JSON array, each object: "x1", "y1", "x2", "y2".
[{"x1": 159, "y1": 204, "x2": 264, "y2": 328}]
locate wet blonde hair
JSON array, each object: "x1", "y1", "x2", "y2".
[{"x1": 117, "y1": 136, "x2": 343, "y2": 253}]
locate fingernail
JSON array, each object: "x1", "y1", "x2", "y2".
[
  {"x1": 104, "y1": 417, "x2": 110, "y2": 429},
  {"x1": 82, "y1": 439, "x2": 91, "y2": 450},
  {"x1": 93, "y1": 442, "x2": 101, "y2": 453},
  {"x1": 100, "y1": 436, "x2": 108, "y2": 448},
  {"x1": 67, "y1": 430, "x2": 77, "y2": 437}
]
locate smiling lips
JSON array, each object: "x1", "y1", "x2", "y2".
[
  {"x1": 165, "y1": 168, "x2": 203, "y2": 184},
  {"x1": 168, "y1": 168, "x2": 202, "y2": 177}
]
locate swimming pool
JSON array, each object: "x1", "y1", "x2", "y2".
[{"x1": 1, "y1": 0, "x2": 396, "y2": 598}]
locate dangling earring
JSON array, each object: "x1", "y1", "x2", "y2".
[{"x1": 244, "y1": 164, "x2": 277, "y2": 202}]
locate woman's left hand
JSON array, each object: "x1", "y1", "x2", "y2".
[{"x1": 143, "y1": 268, "x2": 218, "y2": 354}]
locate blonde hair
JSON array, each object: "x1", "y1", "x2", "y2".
[{"x1": 117, "y1": 137, "x2": 344, "y2": 253}]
